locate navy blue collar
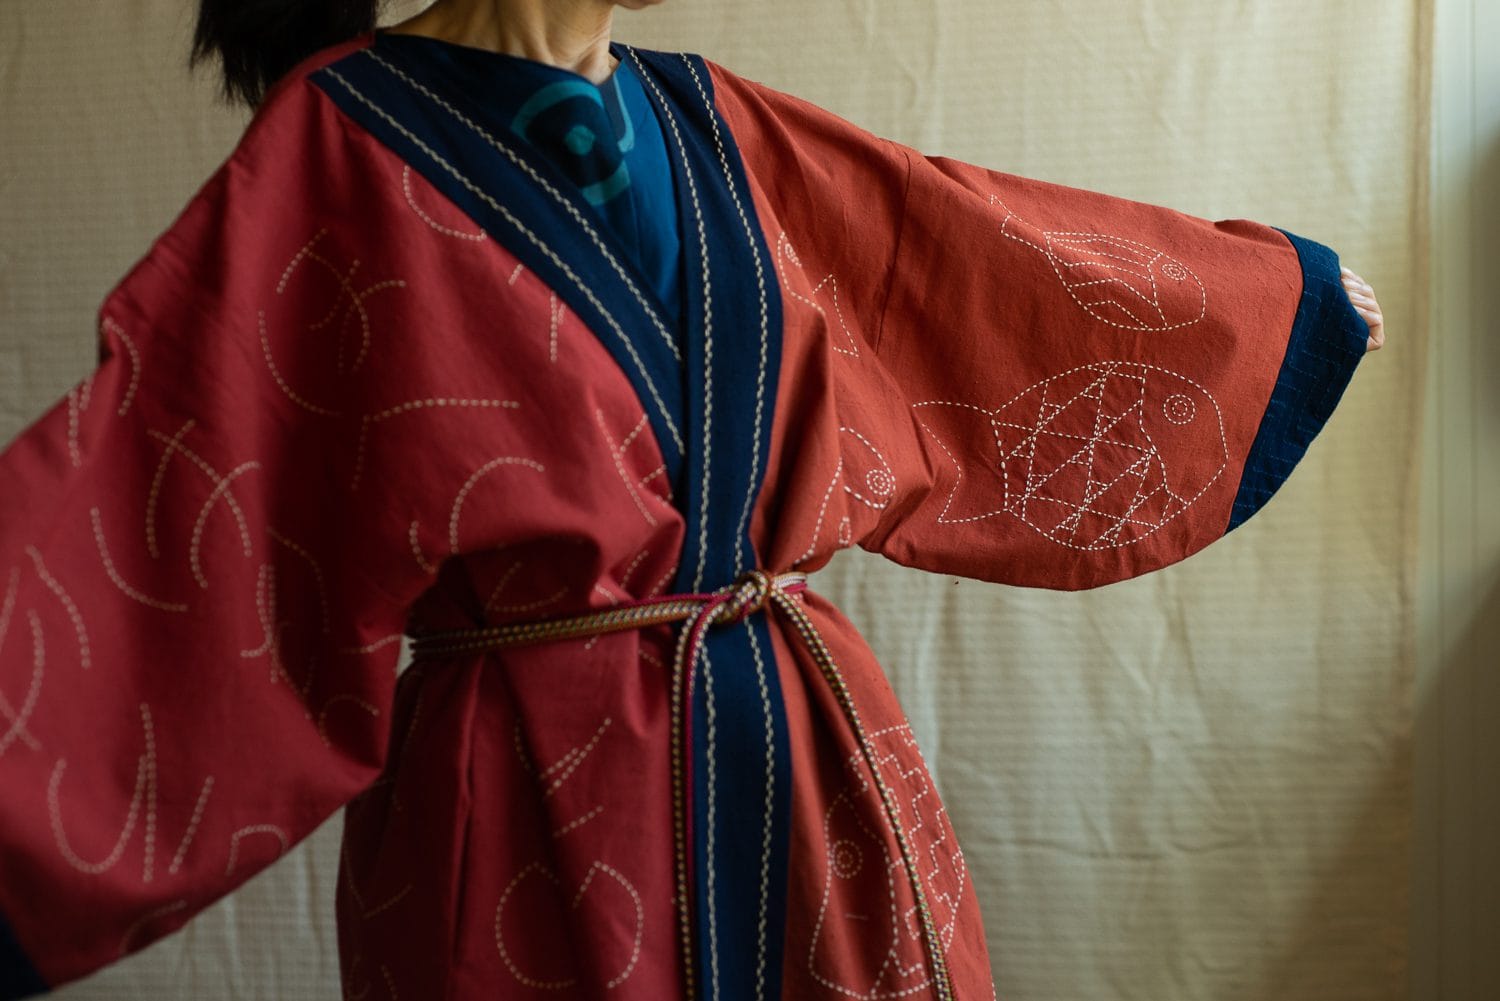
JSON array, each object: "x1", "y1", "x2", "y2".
[{"x1": 370, "y1": 30, "x2": 681, "y2": 341}]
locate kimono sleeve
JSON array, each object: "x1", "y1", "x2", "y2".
[
  {"x1": 712, "y1": 66, "x2": 1366, "y2": 590},
  {"x1": 0, "y1": 75, "x2": 439, "y2": 996},
  {"x1": 860, "y1": 147, "x2": 1370, "y2": 589}
]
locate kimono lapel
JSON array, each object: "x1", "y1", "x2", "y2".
[
  {"x1": 312, "y1": 35, "x2": 795, "y2": 1000},
  {"x1": 621, "y1": 45, "x2": 794, "y2": 1001},
  {"x1": 312, "y1": 33, "x2": 688, "y2": 484}
]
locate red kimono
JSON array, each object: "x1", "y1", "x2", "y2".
[{"x1": 0, "y1": 29, "x2": 1367, "y2": 1001}]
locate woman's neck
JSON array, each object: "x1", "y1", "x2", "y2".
[{"x1": 383, "y1": 0, "x2": 619, "y2": 83}]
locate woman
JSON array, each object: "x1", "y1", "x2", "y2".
[{"x1": 0, "y1": 1, "x2": 1384, "y2": 999}]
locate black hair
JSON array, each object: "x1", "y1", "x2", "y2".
[{"x1": 189, "y1": 0, "x2": 384, "y2": 110}]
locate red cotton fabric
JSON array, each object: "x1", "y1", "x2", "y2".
[{"x1": 0, "y1": 32, "x2": 1360, "y2": 1001}]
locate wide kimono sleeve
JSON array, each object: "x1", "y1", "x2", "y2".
[
  {"x1": 714, "y1": 66, "x2": 1369, "y2": 590},
  {"x1": 0, "y1": 66, "x2": 532, "y2": 996}
]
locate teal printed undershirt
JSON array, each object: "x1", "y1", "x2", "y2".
[{"x1": 377, "y1": 33, "x2": 686, "y2": 333}]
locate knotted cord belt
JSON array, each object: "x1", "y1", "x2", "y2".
[{"x1": 407, "y1": 569, "x2": 955, "y2": 1001}]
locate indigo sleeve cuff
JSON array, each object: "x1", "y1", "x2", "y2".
[{"x1": 1226, "y1": 228, "x2": 1368, "y2": 532}]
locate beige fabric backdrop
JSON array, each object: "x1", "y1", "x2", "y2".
[{"x1": 0, "y1": 1, "x2": 1439, "y2": 999}]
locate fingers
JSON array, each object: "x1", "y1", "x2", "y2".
[
  {"x1": 1341, "y1": 266, "x2": 1386, "y2": 353},
  {"x1": 1340, "y1": 266, "x2": 1377, "y2": 306}
]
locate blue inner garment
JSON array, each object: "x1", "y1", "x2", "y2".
[{"x1": 374, "y1": 31, "x2": 686, "y2": 332}]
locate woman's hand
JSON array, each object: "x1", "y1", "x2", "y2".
[{"x1": 1341, "y1": 267, "x2": 1386, "y2": 352}]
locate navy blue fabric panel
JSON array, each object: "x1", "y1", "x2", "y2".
[
  {"x1": 691, "y1": 616, "x2": 794, "y2": 1000},
  {"x1": 0, "y1": 911, "x2": 47, "y2": 1001},
  {"x1": 1226, "y1": 229, "x2": 1367, "y2": 532},
  {"x1": 623, "y1": 47, "x2": 794, "y2": 1000},
  {"x1": 310, "y1": 41, "x2": 687, "y2": 486}
]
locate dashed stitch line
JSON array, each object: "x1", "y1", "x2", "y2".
[
  {"x1": 25, "y1": 546, "x2": 90, "y2": 669},
  {"x1": 594, "y1": 862, "x2": 645, "y2": 988},
  {"x1": 363, "y1": 883, "x2": 413, "y2": 919},
  {"x1": 0, "y1": 609, "x2": 44, "y2": 758},
  {"x1": 493, "y1": 863, "x2": 576, "y2": 990},
  {"x1": 408, "y1": 521, "x2": 437, "y2": 575},
  {"x1": 492, "y1": 861, "x2": 645, "y2": 990},
  {"x1": 168, "y1": 776, "x2": 215, "y2": 875},
  {"x1": 649, "y1": 563, "x2": 679, "y2": 599},
  {"x1": 187, "y1": 461, "x2": 261, "y2": 589},
  {"x1": 549, "y1": 293, "x2": 562, "y2": 363},
  {"x1": 329, "y1": 59, "x2": 684, "y2": 455},
  {"x1": 277, "y1": 229, "x2": 328, "y2": 293},
  {"x1": 447, "y1": 456, "x2": 546, "y2": 553},
  {"x1": 118, "y1": 900, "x2": 187, "y2": 959},
  {"x1": 911, "y1": 406, "x2": 993, "y2": 527},
  {"x1": 103, "y1": 317, "x2": 142, "y2": 416},
  {"x1": 626, "y1": 51, "x2": 711, "y2": 592},
  {"x1": 329, "y1": 273, "x2": 406, "y2": 373},
  {"x1": 145, "y1": 420, "x2": 194, "y2": 558},
  {"x1": 225, "y1": 824, "x2": 290, "y2": 876},
  {"x1": 90, "y1": 507, "x2": 189, "y2": 614},
  {"x1": 543, "y1": 718, "x2": 612, "y2": 797},
  {"x1": 361, "y1": 52, "x2": 682, "y2": 364},
  {"x1": 596, "y1": 409, "x2": 659, "y2": 526},
  {"x1": 318, "y1": 694, "x2": 381, "y2": 748},
  {"x1": 65, "y1": 385, "x2": 83, "y2": 468},
  {"x1": 913, "y1": 360, "x2": 1227, "y2": 547},
  {"x1": 140, "y1": 703, "x2": 158, "y2": 883},
  {"x1": 344, "y1": 955, "x2": 373, "y2": 1001},
  {"x1": 144, "y1": 425, "x2": 255, "y2": 560},
  {"x1": 1164, "y1": 393, "x2": 1196, "y2": 424},
  {"x1": 483, "y1": 564, "x2": 525, "y2": 618},
  {"x1": 49, "y1": 748, "x2": 145, "y2": 875},
  {"x1": 991, "y1": 194, "x2": 1206, "y2": 332},
  {"x1": 679, "y1": 53, "x2": 774, "y2": 599},
  {"x1": 838, "y1": 426, "x2": 896, "y2": 510},
  {"x1": 872, "y1": 726, "x2": 967, "y2": 950},
  {"x1": 351, "y1": 397, "x2": 519, "y2": 490},
  {"x1": 258, "y1": 311, "x2": 344, "y2": 416},
  {"x1": 402, "y1": 164, "x2": 487, "y2": 240},
  {"x1": 340, "y1": 633, "x2": 405, "y2": 655},
  {"x1": 621, "y1": 412, "x2": 650, "y2": 450},
  {"x1": 620, "y1": 547, "x2": 651, "y2": 587},
  {"x1": 796, "y1": 461, "x2": 844, "y2": 567},
  {"x1": 241, "y1": 563, "x2": 274, "y2": 657},
  {"x1": 775, "y1": 232, "x2": 859, "y2": 357},
  {"x1": 551, "y1": 805, "x2": 604, "y2": 838},
  {"x1": 267, "y1": 528, "x2": 332, "y2": 633},
  {"x1": 371, "y1": 397, "x2": 519, "y2": 421}
]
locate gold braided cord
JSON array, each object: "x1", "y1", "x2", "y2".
[
  {"x1": 669, "y1": 601, "x2": 710, "y2": 1001},
  {"x1": 405, "y1": 569, "x2": 953, "y2": 1001},
  {"x1": 407, "y1": 596, "x2": 710, "y2": 658}
]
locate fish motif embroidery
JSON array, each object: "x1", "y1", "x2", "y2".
[
  {"x1": 992, "y1": 195, "x2": 1207, "y2": 332},
  {"x1": 914, "y1": 361, "x2": 1228, "y2": 550},
  {"x1": 809, "y1": 726, "x2": 965, "y2": 999}
]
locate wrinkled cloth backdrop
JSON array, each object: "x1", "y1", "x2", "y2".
[{"x1": 0, "y1": 1, "x2": 1449, "y2": 999}]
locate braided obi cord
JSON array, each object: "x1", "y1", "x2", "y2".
[{"x1": 407, "y1": 569, "x2": 955, "y2": 1001}]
